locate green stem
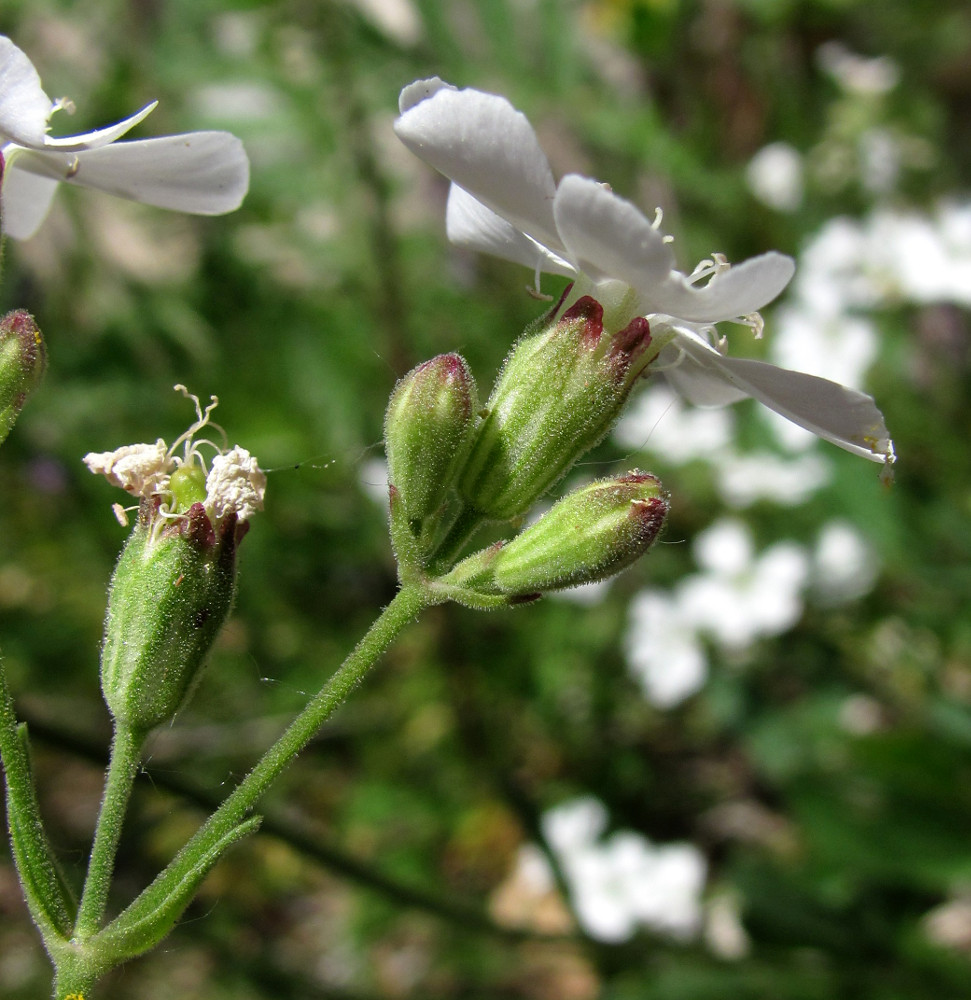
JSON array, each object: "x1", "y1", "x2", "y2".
[
  {"x1": 74, "y1": 723, "x2": 144, "y2": 939},
  {"x1": 102, "y1": 584, "x2": 433, "y2": 943}
]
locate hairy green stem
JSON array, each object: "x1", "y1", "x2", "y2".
[
  {"x1": 73, "y1": 724, "x2": 144, "y2": 939},
  {"x1": 180, "y1": 585, "x2": 429, "y2": 840}
]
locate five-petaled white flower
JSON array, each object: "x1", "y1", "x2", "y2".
[
  {"x1": 394, "y1": 78, "x2": 894, "y2": 467},
  {"x1": 0, "y1": 35, "x2": 249, "y2": 239}
]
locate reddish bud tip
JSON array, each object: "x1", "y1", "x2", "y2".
[
  {"x1": 606, "y1": 316, "x2": 651, "y2": 375},
  {"x1": 560, "y1": 296, "x2": 605, "y2": 348}
]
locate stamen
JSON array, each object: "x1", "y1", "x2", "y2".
[
  {"x1": 648, "y1": 344, "x2": 688, "y2": 373},
  {"x1": 50, "y1": 97, "x2": 77, "y2": 117},
  {"x1": 688, "y1": 253, "x2": 732, "y2": 286},
  {"x1": 650, "y1": 207, "x2": 675, "y2": 244}
]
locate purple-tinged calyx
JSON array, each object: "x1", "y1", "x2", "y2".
[{"x1": 457, "y1": 298, "x2": 658, "y2": 519}]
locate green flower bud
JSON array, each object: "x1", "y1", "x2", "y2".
[
  {"x1": 460, "y1": 295, "x2": 652, "y2": 520},
  {"x1": 100, "y1": 500, "x2": 244, "y2": 734},
  {"x1": 384, "y1": 353, "x2": 477, "y2": 522},
  {"x1": 0, "y1": 310, "x2": 46, "y2": 446},
  {"x1": 490, "y1": 471, "x2": 668, "y2": 595}
]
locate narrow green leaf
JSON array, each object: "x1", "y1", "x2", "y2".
[
  {"x1": 93, "y1": 815, "x2": 260, "y2": 963},
  {"x1": 0, "y1": 672, "x2": 75, "y2": 943}
]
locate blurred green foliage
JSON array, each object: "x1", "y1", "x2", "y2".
[{"x1": 1, "y1": 0, "x2": 971, "y2": 997}]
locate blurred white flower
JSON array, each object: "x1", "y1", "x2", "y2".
[
  {"x1": 0, "y1": 34, "x2": 249, "y2": 239},
  {"x1": 770, "y1": 308, "x2": 879, "y2": 391},
  {"x1": 614, "y1": 382, "x2": 735, "y2": 465},
  {"x1": 812, "y1": 520, "x2": 879, "y2": 604},
  {"x1": 343, "y1": 0, "x2": 423, "y2": 45},
  {"x1": 678, "y1": 519, "x2": 810, "y2": 651},
  {"x1": 859, "y1": 127, "x2": 901, "y2": 195},
  {"x1": 625, "y1": 590, "x2": 708, "y2": 708},
  {"x1": 713, "y1": 449, "x2": 831, "y2": 508},
  {"x1": 395, "y1": 78, "x2": 893, "y2": 467},
  {"x1": 817, "y1": 42, "x2": 901, "y2": 96},
  {"x1": 746, "y1": 142, "x2": 804, "y2": 212},
  {"x1": 539, "y1": 797, "x2": 707, "y2": 943},
  {"x1": 867, "y1": 206, "x2": 971, "y2": 307}
]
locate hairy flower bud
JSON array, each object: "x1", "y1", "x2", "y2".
[
  {"x1": 460, "y1": 295, "x2": 652, "y2": 520},
  {"x1": 384, "y1": 353, "x2": 477, "y2": 522},
  {"x1": 0, "y1": 310, "x2": 46, "y2": 445},
  {"x1": 490, "y1": 471, "x2": 668, "y2": 595},
  {"x1": 100, "y1": 500, "x2": 244, "y2": 734}
]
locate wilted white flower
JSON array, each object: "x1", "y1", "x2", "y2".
[
  {"x1": 0, "y1": 34, "x2": 249, "y2": 239},
  {"x1": 84, "y1": 385, "x2": 264, "y2": 532},
  {"x1": 82, "y1": 439, "x2": 170, "y2": 496},
  {"x1": 395, "y1": 78, "x2": 894, "y2": 468},
  {"x1": 207, "y1": 445, "x2": 266, "y2": 521}
]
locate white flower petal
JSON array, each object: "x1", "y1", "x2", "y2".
[
  {"x1": 398, "y1": 76, "x2": 453, "y2": 114},
  {"x1": 653, "y1": 252, "x2": 795, "y2": 322},
  {"x1": 41, "y1": 101, "x2": 157, "y2": 151},
  {"x1": 661, "y1": 339, "x2": 749, "y2": 406},
  {"x1": 1, "y1": 165, "x2": 59, "y2": 239},
  {"x1": 446, "y1": 183, "x2": 575, "y2": 278},
  {"x1": 0, "y1": 36, "x2": 52, "y2": 147},
  {"x1": 13, "y1": 132, "x2": 249, "y2": 214},
  {"x1": 395, "y1": 83, "x2": 563, "y2": 256},
  {"x1": 678, "y1": 336, "x2": 893, "y2": 462},
  {"x1": 553, "y1": 174, "x2": 673, "y2": 288}
]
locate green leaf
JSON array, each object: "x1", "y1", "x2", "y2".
[
  {"x1": 93, "y1": 815, "x2": 261, "y2": 964},
  {"x1": 0, "y1": 681, "x2": 75, "y2": 944}
]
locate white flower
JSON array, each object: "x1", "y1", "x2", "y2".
[
  {"x1": 812, "y1": 520, "x2": 879, "y2": 605},
  {"x1": 395, "y1": 78, "x2": 894, "y2": 467},
  {"x1": 539, "y1": 797, "x2": 707, "y2": 943},
  {"x1": 678, "y1": 519, "x2": 810, "y2": 651},
  {"x1": 0, "y1": 35, "x2": 249, "y2": 239},
  {"x1": 614, "y1": 382, "x2": 735, "y2": 465},
  {"x1": 746, "y1": 142, "x2": 804, "y2": 212},
  {"x1": 625, "y1": 590, "x2": 708, "y2": 708}
]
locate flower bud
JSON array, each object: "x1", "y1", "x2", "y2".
[
  {"x1": 384, "y1": 353, "x2": 477, "y2": 522},
  {"x1": 0, "y1": 310, "x2": 46, "y2": 446},
  {"x1": 100, "y1": 501, "x2": 244, "y2": 734},
  {"x1": 459, "y1": 296, "x2": 652, "y2": 520},
  {"x1": 490, "y1": 471, "x2": 668, "y2": 595}
]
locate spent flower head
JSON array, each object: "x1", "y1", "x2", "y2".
[
  {"x1": 84, "y1": 384, "x2": 265, "y2": 538},
  {"x1": 0, "y1": 34, "x2": 249, "y2": 239},
  {"x1": 394, "y1": 79, "x2": 894, "y2": 470}
]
